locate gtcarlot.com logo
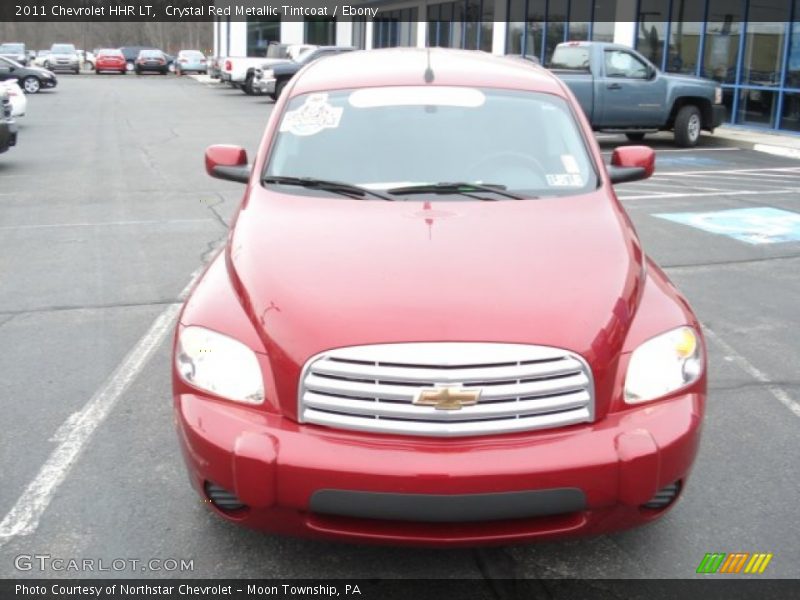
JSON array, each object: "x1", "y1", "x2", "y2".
[
  {"x1": 696, "y1": 552, "x2": 773, "y2": 574},
  {"x1": 14, "y1": 554, "x2": 194, "y2": 573}
]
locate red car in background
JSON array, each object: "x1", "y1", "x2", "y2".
[
  {"x1": 173, "y1": 49, "x2": 707, "y2": 546},
  {"x1": 94, "y1": 49, "x2": 126, "y2": 74}
]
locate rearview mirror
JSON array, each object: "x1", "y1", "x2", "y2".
[
  {"x1": 205, "y1": 145, "x2": 250, "y2": 183},
  {"x1": 608, "y1": 145, "x2": 655, "y2": 184}
]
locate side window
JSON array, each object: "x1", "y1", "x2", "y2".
[{"x1": 604, "y1": 50, "x2": 649, "y2": 79}]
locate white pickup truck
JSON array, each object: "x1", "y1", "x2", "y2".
[{"x1": 220, "y1": 43, "x2": 315, "y2": 95}]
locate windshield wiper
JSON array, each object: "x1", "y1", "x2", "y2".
[
  {"x1": 262, "y1": 176, "x2": 394, "y2": 201},
  {"x1": 386, "y1": 182, "x2": 527, "y2": 200}
]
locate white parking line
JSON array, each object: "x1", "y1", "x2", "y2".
[
  {"x1": 0, "y1": 265, "x2": 207, "y2": 548},
  {"x1": 600, "y1": 147, "x2": 741, "y2": 153},
  {"x1": 651, "y1": 166, "x2": 800, "y2": 177},
  {"x1": 0, "y1": 219, "x2": 212, "y2": 231},
  {"x1": 618, "y1": 187, "x2": 800, "y2": 201},
  {"x1": 703, "y1": 327, "x2": 800, "y2": 419}
]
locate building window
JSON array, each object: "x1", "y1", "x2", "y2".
[
  {"x1": 480, "y1": 0, "x2": 494, "y2": 51},
  {"x1": 373, "y1": 8, "x2": 418, "y2": 48},
  {"x1": 246, "y1": 17, "x2": 280, "y2": 57},
  {"x1": 702, "y1": 0, "x2": 744, "y2": 84},
  {"x1": 636, "y1": 0, "x2": 669, "y2": 68},
  {"x1": 742, "y1": 21, "x2": 787, "y2": 88},
  {"x1": 305, "y1": 17, "x2": 336, "y2": 45},
  {"x1": 508, "y1": 0, "x2": 619, "y2": 61},
  {"x1": 426, "y1": 1, "x2": 494, "y2": 50},
  {"x1": 352, "y1": 17, "x2": 366, "y2": 49}
]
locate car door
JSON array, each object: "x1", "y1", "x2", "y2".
[{"x1": 599, "y1": 49, "x2": 667, "y2": 127}]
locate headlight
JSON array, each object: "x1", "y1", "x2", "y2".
[
  {"x1": 624, "y1": 326, "x2": 703, "y2": 404},
  {"x1": 176, "y1": 326, "x2": 264, "y2": 404},
  {"x1": 714, "y1": 86, "x2": 723, "y2": 104}
]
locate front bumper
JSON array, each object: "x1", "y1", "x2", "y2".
[
  {"x1": 255, "y1": 78, "x2": 276, "y2": 94},
  {"x1": 0, "y1": 121, "x2": 17, "y2": 153},
  {"x1": 96, "y1": 63, "x2": 126, "y2": 71},
  {"x1": 136, "y1": 65, "x2": 168, "y2": 73},
  {"x1": 49, "y1": 62, "x2": 79, "y2": 72},
  {"x1": 711, "y1": 104, "x2": 726, "y2": 129},
  {"x1": 175, "y1": 391, "x2": 703, "y2": 546}
]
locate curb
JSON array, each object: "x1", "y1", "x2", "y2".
[{"x1": 708, "y1": 127, "x2": 800, "y2": 159}]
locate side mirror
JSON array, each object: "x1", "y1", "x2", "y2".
[
  {"x1": 205, "y1": 145, "x2": 250, "y2": 183},
  {"x1": 609, "y1": 145, "x2": 655, "y2": 184}
]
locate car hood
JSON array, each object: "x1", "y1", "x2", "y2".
[
  {"x1": 228, "y1": 187, "x2": 645, "y2": 419},
  {"x1": 28, "y1": 66, "x2": 54, "y2": 77},
  {"x1": 665, "y1": 73, "x2": 718, "y2": 87}
]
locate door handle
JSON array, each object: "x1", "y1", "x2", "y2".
[{"x1": 607, "y1": 83, "x2": 622, "y2": 90}]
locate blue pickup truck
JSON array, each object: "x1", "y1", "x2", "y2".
[{"x1": 551, "y1": 41, "x2": 725, "y2": 147}]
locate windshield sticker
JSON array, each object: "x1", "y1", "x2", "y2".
[
  {"x1": 561, "y1": 154, "x2": 580, "y2": 174},
  {"x1": 280, "y1": 93, "x2": 343, "y2": 137},
  {"x1": 546, "y1": 173, "x2": 584, "y2": 187}
]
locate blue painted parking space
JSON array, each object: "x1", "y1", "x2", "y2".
[{"x1": 656, "y1": 207, "x2": 800, "y2": 245}]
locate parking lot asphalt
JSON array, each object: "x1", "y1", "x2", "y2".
[{"x1": 0, "y1": 75, "x2": 798, "y2": 585}]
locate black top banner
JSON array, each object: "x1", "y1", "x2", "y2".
[
  {"x1": 2, "y1": 0, "x2": 796, "y2": 23},
  {"x1": 3, "y1": 1, "x2": 384, "y2": 22},
  {"x1": 2, "y1": 579, "x2": 799, "y2": 600}
]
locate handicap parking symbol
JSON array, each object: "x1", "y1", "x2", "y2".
[{"x1": 655, "y1": 207, "x2": 800, "y2": 245}]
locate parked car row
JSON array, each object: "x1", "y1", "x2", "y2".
[{"x1": 94, "y1": 47, "x2": 207, "y2": 76}]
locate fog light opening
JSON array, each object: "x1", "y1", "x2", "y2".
[
  {"x1": 641, "y1": 480, "x2": 682, "y2": 511},
  {"x1": 204, "y1": 481, "x2": 248, "y2": 513}
]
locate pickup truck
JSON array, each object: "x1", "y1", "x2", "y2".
[
  {"x1": 253, "y1": 46, "x2": 356, "y2": 100},
  {"x1": 220, "y1": 43, "x2": 315, "y2": 95},
  {"x1": 551, "y1": 41, "x2": 725, "y2": 147}
]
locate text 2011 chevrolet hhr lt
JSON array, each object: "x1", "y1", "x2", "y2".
[{"x1": 173, "y1": 49, "x2": 706, "y2": 546}]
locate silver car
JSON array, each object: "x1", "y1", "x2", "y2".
[
  {"x1": 0, "y1": 43, "x2": 28, "y2": 66},
  {"x1": 46, "y1": 44, "x2": 80, "y2": 74}
]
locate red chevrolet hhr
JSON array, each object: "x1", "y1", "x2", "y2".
[{"x1": 173, "y1": 48, "x2": 706, "y2": 546}]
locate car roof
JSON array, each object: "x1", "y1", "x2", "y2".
[{"x1": 291, "y1": 48, "x2": 567, "y2": 97}]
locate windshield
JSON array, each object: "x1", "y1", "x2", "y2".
[
  {"x1": 266, "y1": 45, "x2": 289, "y2": 59},
  {"x1": 51, "y1": 45, "x2": 76, "y2": 54},
  {"x1": 0, "y1": 56, "x2": 22, "y2": 68},
  {"x1": 550, "y1": 46, "x2": 591, "y2": 71},
  {"x1": 1, "y1": 44, "x2": 24, "y2": 53},
  {"x1": 264, "y1": 87, "x2": 597, "y2": 199}
]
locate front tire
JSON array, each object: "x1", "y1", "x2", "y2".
[
  {"x1": 674, "y1": 105, "x2": 702, "y2": 148},
  {"x1": 22, "y1": 76, "x2": 41, "y2": 94},
  {"x1": 274, "y1": 79, "x2": 287, "y2": 100},
  {"x1": 244, "y1": 74, "x2": 256, "y2": 95}
]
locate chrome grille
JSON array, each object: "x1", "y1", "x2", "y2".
[{"x1": 298, "y1": 343, "x2": 594, "y2": 437}]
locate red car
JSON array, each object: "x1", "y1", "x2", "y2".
[
  {"x1": 94, "y1": 49, "x2": 126, "y2": 75},
  {"x1": 173, "y1": 49, "x2": 706, "y2": 546}
]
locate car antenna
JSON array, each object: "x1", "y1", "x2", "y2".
[{"x1": 424, "y1": 48, "x2": 434, "y2": 83}]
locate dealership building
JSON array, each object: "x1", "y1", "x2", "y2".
[{"x1": 213, "y1": 0, "x2": 800, "y2": 132}]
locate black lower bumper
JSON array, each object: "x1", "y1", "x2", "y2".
[
  {"x1": 0, "y1": 121, "x2": 18, "y2": 154},
  {"x1": 711, "y1": 104, "x2": 726, "y2": 129},
  {"x1": 309, "y1": 488, "x2": 586, "y2": 523}
]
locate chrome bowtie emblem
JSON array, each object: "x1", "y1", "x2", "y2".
[{"x1": 413, "y1": 386, "x2": 481, "y2": 410}]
